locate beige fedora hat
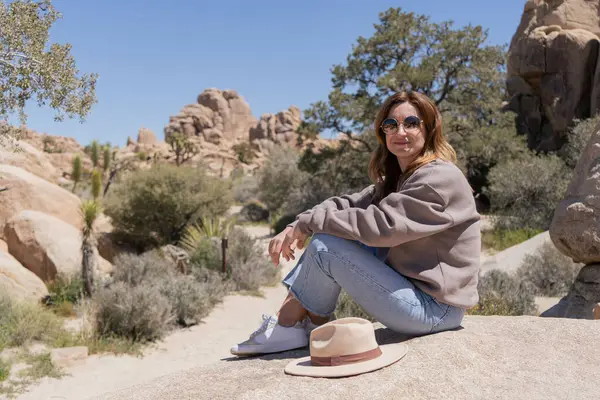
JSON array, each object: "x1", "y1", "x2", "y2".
[{"x1": 284, "y1": 317, "x2": 408, "y2": 378}]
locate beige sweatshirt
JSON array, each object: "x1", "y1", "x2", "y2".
[{"x1": 290, "y1": 159, "x2": 481, "y2": 309}]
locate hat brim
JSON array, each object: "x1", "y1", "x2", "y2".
[{"x1": 284, "y1": 342, "x2": 408, "y2": 378}]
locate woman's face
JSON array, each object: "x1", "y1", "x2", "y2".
[{"x1": 382, "y1": 102, "x2": 426, "y2": 169}]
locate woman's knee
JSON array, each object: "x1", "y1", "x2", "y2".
[{"x1": 307, "y1": 233, "x2": 354, "y2": 254}]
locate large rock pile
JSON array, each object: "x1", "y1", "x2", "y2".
[
  {"x1": 164, "y1": 88, "x2": 258, "y2": 145},
  {"x1": 506, "y1": 0, "x2": 600, "y2": 151},
  {"x1": 543, "y1": 118, "x2": 600, "y2": 318}
]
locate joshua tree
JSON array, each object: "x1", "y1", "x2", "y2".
[
  {"x1": 71, "y1": 154, "x2": 82, "y2": 192},
  {"x1": 91, "y1": 169, "x2": 102, "y2": 200},
  {"x1": 103, "y1": 146, "x2": 111, "y2": 173},
  {"x1": 80, "y1": 199, "x2": 101, "y2": 297},
  {"x1": 89, "y1": 140, "x2": 99, "y2": 168}
]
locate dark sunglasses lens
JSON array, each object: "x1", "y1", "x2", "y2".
[
  {"x1": 382, "y1": 119, "x2": 398, "y2": 132},
  {"x1": 404, "y1": 116, "x2": 420, "y2": 130}
]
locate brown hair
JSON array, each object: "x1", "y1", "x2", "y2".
[{"x1": 368, "y1": 91, "x2": 457, "y2": 204}]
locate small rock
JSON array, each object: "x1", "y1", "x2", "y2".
[{"x1": 50, "y1": 346, "x2": 88, "y2": 368}]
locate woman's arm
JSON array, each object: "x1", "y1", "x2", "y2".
[
  {"x1": 294, "y1": 162, "x2": 477, "y2": 247},
  {"x1": 287, "y1": 184, "x2": 375, "y2": 229}
]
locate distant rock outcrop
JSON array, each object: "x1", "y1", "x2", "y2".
[
  {"x1": 164, "y1": 88, "x2": 258, "y2": 145},
  {"x1": 506, "y1": 0, "x2": 600, "y2": 151},
  {"x1": 249, "y1": 106, "x2": 302, "y2": 143}
]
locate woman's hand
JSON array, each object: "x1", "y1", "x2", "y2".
[{"x1": 268, "y1": 225, "x2": 308, "y2": 266}]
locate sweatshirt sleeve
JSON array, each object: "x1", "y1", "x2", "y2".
[
  {"x1": 295, "y1": 164, "x2": 461, "y2": 247},
  {"x1": 287, "y1": 185, "x2": 375, "y2": 229}
]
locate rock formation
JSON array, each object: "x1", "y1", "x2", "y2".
[
  {"x1": 542, "y1": 118, "x2": 600, "y2": 319},
  {"x1": 4, "y1": 210, "x2": 112, "y2": 282},
  {"x1": 0, "y1": 164, "x2": 83, "y2": 237},
  {"x1": 0, "y1": 248, "x2": 48, "y2": 302},
  {"x1": 164, "y1": 88, "x2": 258, "y2": 145},
  {"x1": 249, "y1": 106, "x2": 302, "y2": 143},
  {"x1": 506, "y1": 0, "x2": 600, "y2": 151}
]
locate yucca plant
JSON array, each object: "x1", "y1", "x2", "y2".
[
  {"x1": 91, "y1": 169, "x2": 102, "y2": 200},
  {"x1": 71, "y1": 154, "x2": 82, "y2": 193},
  {"x1": 103, "y1": 146, "x2": 112, "y2": 173},
  {"x1": 80, "y1": 200, "x2": 102, "y2": 297},
  {"x1": 90, "y1": 140, "x2": 99, "y2": 168},
  {"x1": 179, "y1": 216, "x2": 237, "y2": 254}
]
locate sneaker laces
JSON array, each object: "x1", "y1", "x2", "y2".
[{"x1": 249, "y1": 314, "x2": 275, "y2": 338}]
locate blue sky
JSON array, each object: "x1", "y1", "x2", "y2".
[{"x1": 17, "y1": 0, "x2": 526, "y2": 146}]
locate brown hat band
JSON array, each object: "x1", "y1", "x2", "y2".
[{"x1": 310, "y1": 347, "x2": 383, "y2": 367}]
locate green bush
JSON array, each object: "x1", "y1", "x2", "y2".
[
  {"x1": 0, "y1": 295, "x2": 72, "y2": 351},
  {"x1": 558, "y1": 114, "x2": 600, "y2": 169},
  {"x1": 516, "y1": 242, "x2": 583, "y2": 297},
  {"x1": 334, "y1": 290, "x2": 376, "y2": 322},
  {"x1": 481, "y1": 227, "x2": 544, "y2": 252},
  {"x1": 485, "y1": 154, "x2": 571, "y2": 231},
  {"x1": 104, "y1": 164, "x2": 232, "y2": 251},
  {"x1": 0, "y1": 358, "x2": 10, "y2": 382},
  {"x1": 232, "y1": 142, "x2": 258, "y2": 164},
  {"x1": 257, "y1": 144, "x2": 305, "y2": 214},
  {"x1": 45, "y1": 273, "x2": 83, "y2": 306},
  {"x1": 188, "y1": 237, "x2": 222, "y2": 272},
  {"x1": 467, "y1": 270, "x2": 537, "y2": 316},
  {"x1": 232, "y1": 174, "x2": 259, "y2": 204}
]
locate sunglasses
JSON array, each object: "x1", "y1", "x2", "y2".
[{"x1": 380, "y1": 115, "x2": 422, "y2": 135}]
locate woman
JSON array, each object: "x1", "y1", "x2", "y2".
[{"x1": 231, "y1": 91, "x2": 481, "y2": 356}]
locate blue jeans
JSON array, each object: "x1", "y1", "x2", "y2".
[{"x1": 282, "y1": 233, "x2": 465, "y2": 336}]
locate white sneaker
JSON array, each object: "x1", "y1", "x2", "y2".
[{"x1": 230, "y1": 314, "x2": 309, "y2": 356}]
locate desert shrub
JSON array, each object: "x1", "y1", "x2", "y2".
[
  {"x1": 94, "y1": 250, "x2": 230, "y2": 340},
  {"x1": 334, "y1": 290, "x2": 376, "y2": 322},
  {"x1": 558, "y1": 114, "x2": 600, "y2": 169},
  {"x1": 227, "y1": 228, "x2": 278, "y2": 292},
  {"x1": 94, "y1": 282, "x2": 173, "y2": 342},
  {"x1": 240, "y1": 200, "x2": 269, "y2": 223},
  {"x1": 104, "y1": 164, "x2": 232, "y2": 251},
  {"x1": 0, "y1": 358, "x2": 9, "y2": 382},
  {"x1": 45, "y1": 273, "x2": 83, "y2": 306},
  {"x1": 481, "y1": 227, "x2": 544, "y2": 252},
  {"x1": 232, "y1": 142, "x2": 258, "y2": 164},
  {"x1": 192, "y1": 267, "x2": 232, "y2": 306},
  {"x1": 485, "y1": 154, "x2": 571, "y2": 231},
  {"x1": 188, "y1": 237, "x2": 222, "y2": 271},
  {"x1": 157, "y1": 275, "x2": 211, "y2": 326},
  {"x1": 0, "y1": 295, "x2": 71, "y2": 351},
  {"x1": 232, "y1": 174, "x2": 259, "y2": 204},
  {"x1": 467, "y1": 270, "x2": 537, "y2": 316},
  {"x1": 516, "y1": 242, "x2": 583, "y2": 297},
  {"x1": 257, "y1": 144, "x2": 306, "y2": 214}
]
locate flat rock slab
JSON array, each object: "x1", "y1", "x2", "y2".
[{"x1": 96, "y1": 316, "x2": 600, "y2": 400}]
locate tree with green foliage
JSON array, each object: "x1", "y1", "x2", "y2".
[
  {"x1": 91, "y1": 168, "x2": 102, "y2": 200},
  {"x1": 0, "y1": 0, "x2": 97, "y2": 143},
  {"x1": 297, "y1": 7, "x2": 516, "y2": 196},
  {"x1": 165, "y1": 132, "x2": 199, "y2": 166},
  {"x1": 71, "y1": 154, "x2": 82, "y2": 192},
  {"x1": 89, "y1": 140, "x2": 99, "y2": 168}
]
